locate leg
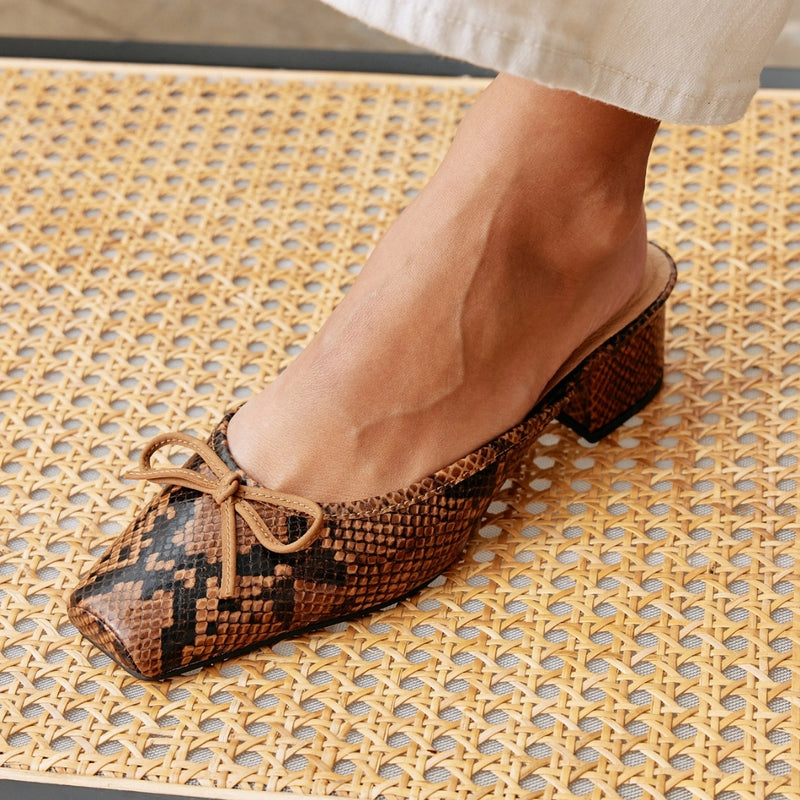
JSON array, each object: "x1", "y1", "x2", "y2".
[{"x1": 227, "y1": 74, "x2": 660, "y2": 502}]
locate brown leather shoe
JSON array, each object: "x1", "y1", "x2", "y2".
[{"x1": 68, "y1": 245, "x2": 676, "y2": 680}]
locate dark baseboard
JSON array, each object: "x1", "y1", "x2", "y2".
[
  {"x1": 0, "y1": 38, "x2": 496, "y2": 77},
  {"x1": 761, "y1": 67, "x2": 800, "y2": 88},
  {"x1": 1, "y1": 780, "x2": 185, "y2": 800},
  {"x1": 0, "y1": 38, "x2": 797, "y2": 88}
]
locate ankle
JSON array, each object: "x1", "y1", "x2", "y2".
[{"x1": 435, "y1": 72, "x2": 657, "y2": 269}]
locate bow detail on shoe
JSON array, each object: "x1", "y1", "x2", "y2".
[{"x1": 128, "y1": 432, "x2": 325, "y2": 598}]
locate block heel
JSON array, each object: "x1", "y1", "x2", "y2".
[{"x1": 557, "y1": 300, "x2": 667, "y2": 443}]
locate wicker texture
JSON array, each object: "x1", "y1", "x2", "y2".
[{"x1": 0, "y1": 60, "x2": 799, "y2": 799}]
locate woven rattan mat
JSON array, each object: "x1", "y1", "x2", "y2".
[{"x1": 0, "y1": 59, "x2": 799, "y2": 800}]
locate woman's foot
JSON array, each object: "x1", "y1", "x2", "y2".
[{"x1": 227, "y1": 74, "x2": 660, "y2": 503}]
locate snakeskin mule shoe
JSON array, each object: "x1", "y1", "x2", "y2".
[{"x1": 69, "y1": 245, "x2": 676, "y2": 680}]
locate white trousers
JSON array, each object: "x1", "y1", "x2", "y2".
[{"x1": 323, "y1": 0, "x2": 791, "y2": 125}]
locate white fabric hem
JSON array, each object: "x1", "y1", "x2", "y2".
[{"x1": 323, "y1": 0, "x2": 790, "y2": 125}]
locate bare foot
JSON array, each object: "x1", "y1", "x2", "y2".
[{"x1": 227, "y1": 75, "x2": 660, "y2": 502}]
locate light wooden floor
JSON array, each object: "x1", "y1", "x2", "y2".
[{"x1": 0, "y1": 0, "x2": 417, "y2": 51}]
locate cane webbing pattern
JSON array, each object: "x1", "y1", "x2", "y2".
[{"x1": 0, "y1": 59, "x2": 799, "y2": 800}]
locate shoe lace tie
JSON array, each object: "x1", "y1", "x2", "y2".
[{"x1": 128, "y1": 431, "x2": 325, "y2": 598}]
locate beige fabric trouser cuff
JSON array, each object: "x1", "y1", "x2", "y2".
[{"x1": 323, "y1": 0, "x2": 790, "y2": 125}]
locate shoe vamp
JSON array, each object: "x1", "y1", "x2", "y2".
[{"x1": 73, "y1": 458, "x2": 500, "y2": 675}]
